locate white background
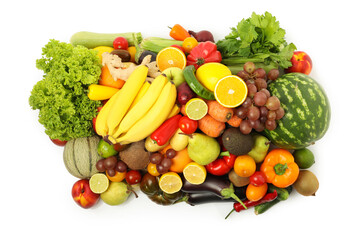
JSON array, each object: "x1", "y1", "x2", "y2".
[{"x1": 1, "y1": 0, "x2": 358, "y2": 239}]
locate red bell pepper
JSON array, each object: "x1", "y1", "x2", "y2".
[
  {"x1": 150, "y1": 114, "x2": 182, "y2": 146},
  {"x1": 186, "y1": 41, "x2": 222, "y2": 69},
  {"x1": 205, "y1": 151, "x2": 236, "y2": 176}
]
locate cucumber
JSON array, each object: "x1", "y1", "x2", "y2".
[
  {"x1": 254, "y1": 185, "x2": 292, "y2": 215},
  {"x1": 70, "y1": 31, "x2": 143, "y2": 49},
  {"x1": 183, "y1": 65, "x2": 215, "y2": 100}
]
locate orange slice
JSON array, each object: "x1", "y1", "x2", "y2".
[
  {"x1": 214, "y1": 75, "x2": 248, "y2": 108},
  {"x1": 156, "y1": 47, "x2": 186, "y2": 72}
]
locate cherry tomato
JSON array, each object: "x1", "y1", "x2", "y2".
[
  {"x1": 126, "y1": 170, "x2": 142, "y2": 185},
  {"x1": 147, "y1": 163, "x2": 160, "y2": 177},
  {"x1": 50, "y1": 138, "x2": 67, "y2": 146},
  {"x1": 113, "y1": 37, "x2": 129, "y2": 50},
  {"x1": 246, "y1": 183, "x2": 268, "y2": 202},
  {"x1": 182, "y1": 37, "x2": 198, "y2": 53},
  {"x1": 179, "y1": 116, "x2": 198, "y2": 134},
  {"x1": 249, "y1": 171, "x2": 267, "y2": 187}
]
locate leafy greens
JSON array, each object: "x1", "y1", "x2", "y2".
[
  {"x1": 29, "y1": 40, "x2": 102, "y2": 141},
  {"x1": 216, "y1": 11, "x2": 296, "y2": 69}
]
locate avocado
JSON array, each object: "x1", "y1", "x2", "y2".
[{"x1": 221, "y1": 128, "x2": 254, "y2": 155}]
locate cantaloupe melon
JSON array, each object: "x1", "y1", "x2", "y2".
[{"x1": 63, "y1": 136, "x2": 102, "y2": 179}]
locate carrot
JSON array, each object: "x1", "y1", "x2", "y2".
[
  {"x1": 180, "y1": 104, "x2": 187, "y2": 116},
  {"x1": 227, "y1": 114, "x2": 242, "y2": 127},
  {"x1": 99, "y1": 65, "x2": 125, "y2": 89},
  {"x1": 198, "y1": 114, "x2": 226, "y2": 138},
  {"x1": 206, "y1": 100, "x2": 233, "y2": 122}
]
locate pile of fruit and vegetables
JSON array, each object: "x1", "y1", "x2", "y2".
[{"x1": 29, "y1": 11, "x2": 330, "y2": 218}]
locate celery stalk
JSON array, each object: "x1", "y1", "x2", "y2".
[{"x1": 140, "y1": 37, "x2": 183, "y2": 53}]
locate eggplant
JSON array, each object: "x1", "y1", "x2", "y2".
[
  {"x1": 181, "y1": 174, "x2": 247, "y2": 208},
  {"x1": 185, "y1": 186, "x2": 247, "y2": 206}
]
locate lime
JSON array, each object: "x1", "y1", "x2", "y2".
[
  {"x1": 159, "y1": 172, "x2": 182, "y2": 194},
  {"x1": 89, "y1": 173, "x2": 109, "y2": 194},
  {"x1": 183, "y1": 162, "x2": 207, "y2": 185},
  {"x1": 185, "y1": 98, "x2": 208, "y2": 120},
  {"x1": 293, "y1": 148, "x2": 315, "y2": 169},
  {"x1": 97, "y1": 139, "x2": 118, "y2": 158}
]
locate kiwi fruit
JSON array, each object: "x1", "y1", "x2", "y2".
[
  {"x1": 228, "y1": 169, "x2": 250, "y2": 187},
  {"x1": 293, "y1": 170, "x2": 319, "y2": 196},
  {"x1": 221, "y1": 128, "x2": 254, "y2": 155}
]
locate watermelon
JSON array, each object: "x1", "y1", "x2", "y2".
[{"x1": 264, "y1": 73, "x2": 330, "y2": 149}]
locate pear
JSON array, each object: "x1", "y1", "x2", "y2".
[
  {"x1": 100, "y1": 181, "x2": 130, "y2": 206},
  {"x1": 187, "y1": 133, "x2": 220, "y2": 165},
  {"x1": 247, "y1": 134, "x2": 270, "y2": 163}
]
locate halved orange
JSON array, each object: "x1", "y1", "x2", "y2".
[
  {"x1": 156, "y1": 47, "x2": 186, "y2": 72},
  {"x1": 214, "y1": 75, "x2": 248, "y2": 108}
]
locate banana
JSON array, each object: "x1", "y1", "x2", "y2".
[
  {"x1": 128, "y1": 80, "x2": 151, "y2": 110},
  {"x1": 167, "y1": 103, "x2": 180, "y2": 119},
  {"x1": 113, "y1": 81, "x2": 177, "y2": 144},
  {"x1": 95, "y1": 87, "x2": 124, "y2": 137},
  {"x1": 106, "y1": 65, "x2": 148, "y2": 138},
  {"x1": 113, "y1": 74, "x2": 167, "y2": 137}
]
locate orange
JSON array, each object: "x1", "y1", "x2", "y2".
[
  {"x1": 156, "y1": 47, "x2": 187, "y2": 72},
  {"x1": 234, "y1": 155, "x2": 256, "y2": 177},
  {"x1": 214, "y1": 75, "x2": 248, "y2": 108},
  {"x1": 169, "y1": 148, "x2": 193, "y2": 173},
  {"x1": 246, "y1": 183, "x2": 268, "y2": 202},
  {"x1": 106, "y1": 170, "x2": 127, "y2": 182}
]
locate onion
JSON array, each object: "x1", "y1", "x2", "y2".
[{"x1": 188, "y1": 30, "x2": 215, "y2": 42}]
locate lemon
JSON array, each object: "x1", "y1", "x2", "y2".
[
  {"x1": 196, "y1": 63, "x2": 232, "y2": 91},
  {"x1": 159, "y1": 172, "x2": 182, "y2": 194},
  {"x1": 185, "y1": 98, "x2": 208, "y2": 120},
  {"x1": 183, "y1": 162, "x2": 207, "y2": 185},
  {"x1": 93, "y1": 46, "x2": 114, "y2": 62},
  {"x1": 89, "y1": 173, "x2": 109, "y2": 194}
]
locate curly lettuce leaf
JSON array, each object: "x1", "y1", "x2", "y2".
[{"x1": 29, "y1": 39, "x2": 102, "y2": 141}]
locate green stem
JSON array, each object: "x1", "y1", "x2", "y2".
[
  {"x1": 219, "y1": 151, "x2": 230, "y2": 157},
  {"x1": 274, "y1": 163, "x2": 288, "y2": 175},
  {"x1": 225, "y1": 208, "x2": 235, "y2": 219}
]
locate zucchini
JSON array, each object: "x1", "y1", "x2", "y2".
[
  {"x1": 183, "y1": 65, "x2": 215, "y2": 100},
  {"x1": 254, "y1": 185, "x2": 292, "y2": 215},
  {"x1": 70, "y1": 31, "x2": 143, "y2": 49}
]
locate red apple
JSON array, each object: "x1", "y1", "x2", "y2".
[
  {"x1": 71, "y1": 179, "x2": 100, "y2": 209},
  {"x1": 50, "y1": 137, "x2": 67, "y2": 146},
  {"x1": 286, "y1": 51, "x2": 312, "y2": 75}
]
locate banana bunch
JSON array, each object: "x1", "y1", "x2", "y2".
[{"x1": 95, "y1": 65, "x2": 177, "y2": 145}]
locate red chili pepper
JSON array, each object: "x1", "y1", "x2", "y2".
[
  {"x1": 186, "y1": 41, "x2": 222, "y2": 69},
  {"x1": 205, "y1": 151, "x2": 236, "y2": 176},
  {"x1": 225, "y1": 191, "x2": 278, "y2": 219},
  {"x1": 150, "y1": 114, "x2": 182, "y2": 146}
]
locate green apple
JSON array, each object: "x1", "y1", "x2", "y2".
[
  {"x1": 162, "y1": 67, "x2": 185, "y2": 87},
  {"x1": 100, "y1": 181, "x2": 130, "y2": 206}
]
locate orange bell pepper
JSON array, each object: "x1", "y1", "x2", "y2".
[{"x1": 260, "y1": 149, "x2": 299, "y2": 188}]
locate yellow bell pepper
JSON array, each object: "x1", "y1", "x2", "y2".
[{"x1": 88, "y1": 84, "x2": 119, "y2": 100}]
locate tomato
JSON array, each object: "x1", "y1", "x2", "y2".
[
  {"x1": 171, "y1": 44, "x2": 185, "y2": 53},
  {"x1": 233, "y1": 155, "x2": 256, "y2": 177},
  {"x1": 126, "y1": 170, "x2": 142, "y2": 185},
  {"x1": 249, "y1": 171, "x2": 267, "y2": 187},
  {"x1": 182, "y1": 37, "x2": 198, "y2": 53},
  {"x1": 50, "y1": 138, "x2": 67, "y2": 146},
  {"x1": 246, "y1": 183, "x2": 268, "y2": 202},
  {"x1": 113, "y1": 37, "x2": 129, "y2": 50},
  {"x1": 178, "y1": 116, "x2": 198, "y2": 134}
]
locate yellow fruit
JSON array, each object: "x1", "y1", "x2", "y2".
[
  {"x1": 196, "y1": 63, "x2": 232, "y2": 91},
  {"x1": 214, "y1": 75, "x2": 248, "y2": 108},
  {"x1": 183, "y1": 162, "x2": 207, "y2": 185},
  {"x1": 185, "y1": 98, "x2": 208, "y2": 120},
  {"x1": 159, "y1": 172, "x2": 182, "y2": 194},
  {"x1": 156, "y1": 47, "x2": 187, "y2": 72},
  {"x1": 93, "y1": 46, "x2": 114, "y2": 62},
  {"x1": 89, "y1": 173, "x2": 109, "y2": 194}
]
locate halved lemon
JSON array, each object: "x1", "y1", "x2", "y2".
[
  {"x1": 159, "y1": 172, "x2": 182, "y2": 194},
  {"x1": 214, "y1": 75, "x2": 248, "y2": 108},
  {"x1": 185, "y1": 98, "x2": 208, "y2": 120},
  {"x1": 156, "y1": 47, "x2": 186, "y2": 72},
  {"x1": 89, "y1": 173, "x2": 109, "y2": 194},
  {"x1": 183, "y1": 162, "x2": 207, "y2": 185}
]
